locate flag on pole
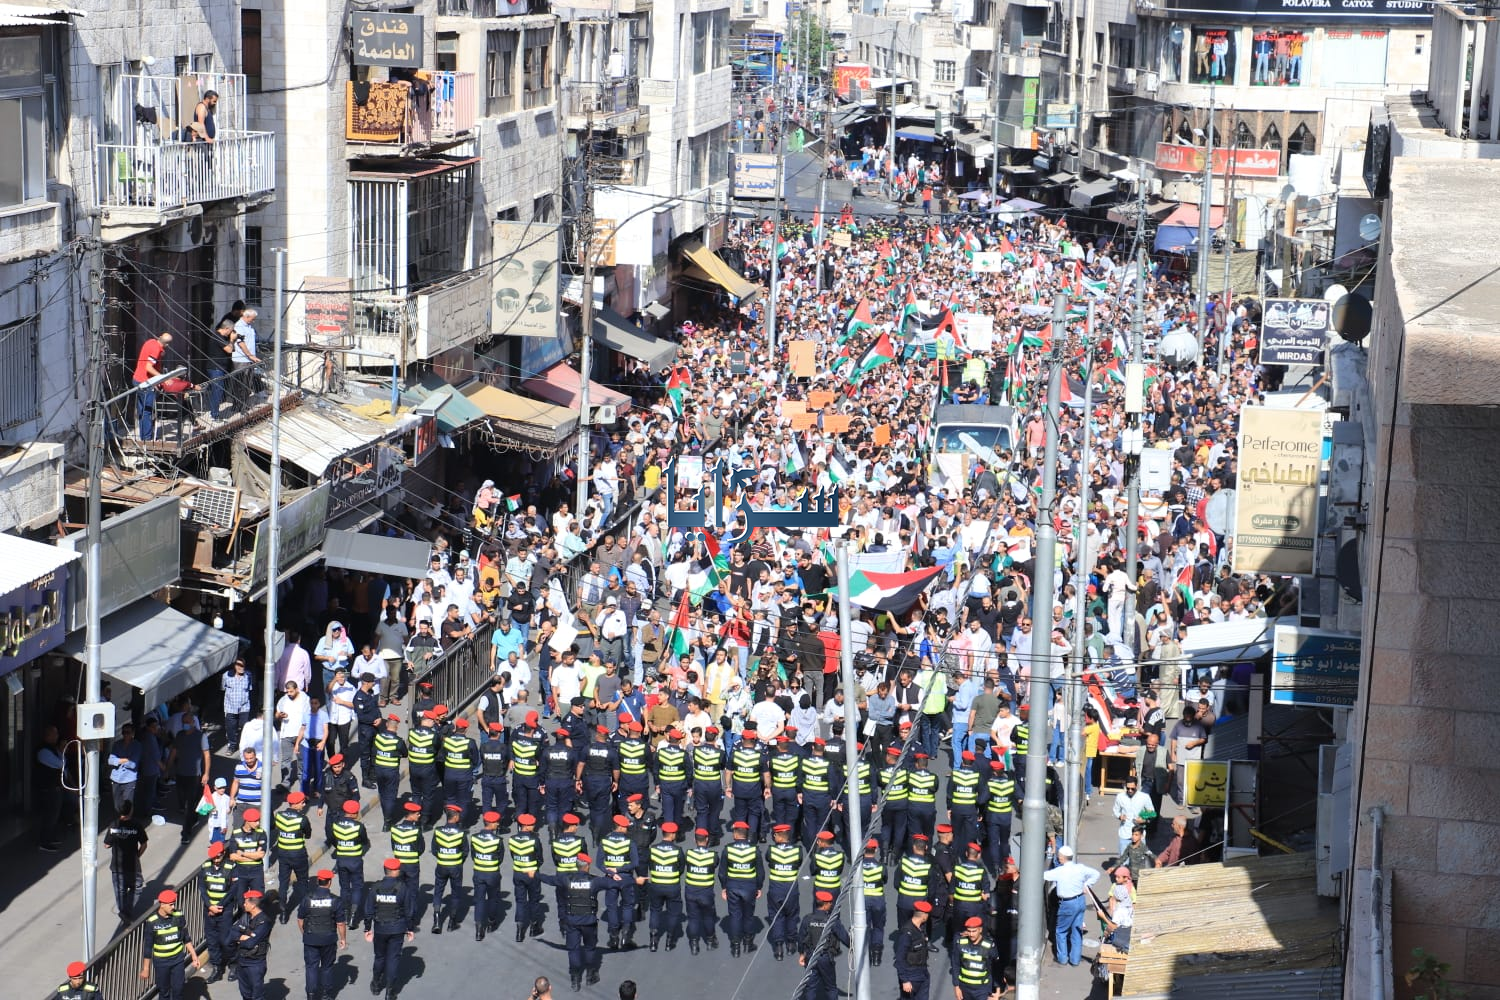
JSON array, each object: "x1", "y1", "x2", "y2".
[
  {"x1": 1175, "y1": 563, "x2": 1195, "y2": 606},
  {"x1": 841, "y1": 298, "x2": 874, "y2": 344},
  {"x1": 829, "y1": 566, "x2": 944, "y2": 612},
  {"x1": 665, "y1": 369, "x2": 689, "y2": 414},
  {"x1": 504, "y1": 494, "x2": 522, "y2": 512},
  {"x1": 899, "y1": 289, "x2": 921, "y2": 334},
  {"x1": 998, "y1": 234, "x2": 1019, "y2": 263},
  {"x1": 668, "y1": 589, "x2": 692, "y2": 657},
  {"x1": 855, "y1": 332, "x2": 898, "y2": 377},
  {"x1": 1021, "y1": 323, "x2": 1053, "y2": 351},
  {"x1": 829, "y1": 343, "x2": 852, "y2": 375}
]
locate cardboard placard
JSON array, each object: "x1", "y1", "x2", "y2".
[
  {"x1": 790, "y1": 413, "x2": 818, "y2": 430},
  {"x1": 807, "y1": 390, "x2": 836, "y2": 410},
  {"x1": 781, "y1": 400, "x2": 807, "y2": 421},
  {"x1": 789, "y1": 340, "x2": 816, "y2": 378},
  {"x1": 823, "y1": 414, "x2": 852, "y2": 434},
  {"x1": 873, "y1": 423, "x2": 891, "y2": 446}
]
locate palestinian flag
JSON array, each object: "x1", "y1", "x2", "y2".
[
  {"x1": 665, "y1": 369, "x2": 689, "y2": 414},
  {"x1": 829, "y1": 454, "x2": 852, "y2": 484},
  {"x1": 1021, "y1": 323, "x2": 1053, "y2": 351},
  {"x1": 899, "y1": 289, "x2": 921, "y2": 333},
  {"x1": 1102, "y1": 358, "x2": 1126, "y2": 384},
  {"x1": 841, "y1": 298, "x2": 874, "y2": 344},
  {"x1": 829, "y1": 343, "x2": 852, "y2": 375},
  {"x1": 689, "y1": 532, "x2": 732, "y2": 603},
  {"x1": 834, "y1": 566, "x2": 944, "y2": 612},
  {"x1": 998, "y1": 234, "x2": 1019, "y2": 263},
  {"x1": 960, "y1": 230, "x2": 982, "y2": 259},
  {"x1": 855, "y1": 332, "x2": 897, "y2": 377},
  {"x1": 1059, "y1": 374, "x2": 1087, "y2": 406},
  {"x1": 784, "y1": 436, "x2": 806, "y2": 474},
  {"x1": 504, "y1": 494, "x2": 522, "y2": 512},
  {"x1": 668, "y1": 589, "x2": 692, "y2": 657},
  {"x1": 1175, "y1": 563, "x2": 1195, "y2": 605}
]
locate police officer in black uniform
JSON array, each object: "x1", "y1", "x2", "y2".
[
  {"x1": 430, "y1": 803, "x2": 469, "y2": 934},
  {"x1": 578, "y1": 724, "x2": 619, "y2": 847},
  {"x1": 233, "y1": 888, "x2": 273, "y2": 1000},
  {"x1": 859, "y1": 837, "x2": 888, "y2": 966},
  {"x1": 322, "y1": 753, "x2": 360, "y2": 846},
  {"x1": 53, "y1": 962, "x2": 99, "y2": 1000},
  {"x1": 441, "y1": 717, "x2": 479, "y2": 819},
  {"x1": 353, "y1": 672, "x2": 381, "y2": 787},
  {"x1": 471, "y1": 810, "x2": 506, "y2": 940},
  {"x1": 388, "y1": 801, "x2": 425, "y2": 925},
  {"x1": 691, "y1": 728, "x2": 727, "y2": 844},
  {"x1": 509, "y1": 710, "x2": 545, "y2": 824},
  {"x1": 369, "y1": 715, "x2": 406, "y2": 830},
  {"x1": 613, "y1": 720, "x2": 651, "y2": 810},
  {"x1": 598, "y1": 813, "x2": 639, "y2": 949},
  {"x1": 542, "y1": 728, "x2": 579, "y2": 837},
  {"x1": 365, "y1": 857, "x2": 415, "y2": 1000},
  {"x1": 727, "y1": 730, "x2": 769, "y2": 844},
  {"x1": 893, "y1": 900, "x2": 934, "y2": 1000},
  {"x1": 645, "y1": 821, "x2": 685, "y2": 952},
  {"x1": 682, "y1": 826, "x2": 720, "y2": 955},
  {"x1": 798, "y1": 889, "x2": 850, "y2": 1000},
  {"x1": 622, "y1": 792, "x2": 657, "y2": 947},
  {"x1": 720, "y1": 818, "x2": 764, "y2": 955},
  {"x1": 950, "y1": 916, "x2": 999, "y2": 1000},
  {"x1": 330, "y1": 799, "x2": 370, "y2": 929},
  {"x1": 509, "y1": 812, "x2": 545, "y2": 941},
  {"x1": 273, "y1": 791, "x2": 314, "y2": 923},
  {"x1": 298, "y1": 870, "x2": 347, "y2": 1000},
  {"x1": 199, "y1": 842, "x2": 236, "y2": 982},
  {"x1": 405, "y1": 709, "x2": 441, "y2": 829},
  {"x1": 229, "y1": 808, "x2": 269, "y2": 902},
  {"x1": 139, "y1": 888, "x2": 202, "y2": 1000},
  {"x1": 535, "y1": 853, "x2": 625, "y2": 992},
  {"x1": 653, "y1": 728, "x2": 690, "y2": 828},
  {"x1": 478, "y1": 721, "x2": 510, "y2": 826},
  {"x1": 764, "y1": 822, "x2": 802, "y2": 962}
]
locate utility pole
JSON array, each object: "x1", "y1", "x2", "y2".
[
  {"x1": 835, "y1": 542, "x2": 871, "y2": 1000},
  {"x1": 80, "y1": 251, "x2": 105, "y2": 961},
  {"x1": 577, "y1": 108, "x2": 596, "y2": 517},
  {"x1": 1015, "y1": 294, "x2": 1066, "y2": 1000},
  {"x1": 1123, "y1": 240, "x2": 1147, "y2": 652},
  {"x1": 1219, "y1": 133, "x2": 1237, "y2": 377},
  {"x1": 815, "y1": 4, "x2": 833, "y2": 294},
  {"x1": 1194, "y1": 85, "x2": 1215, "y2": 361},
  {"x1": 986, "y1": 0, "x2": 1003, "y2": 204},
  {"x1": 1064, "y1": 301, "x2": 1095, "y2": 854},
  {"x1": 766, "y1": 119, "x2": 786, "y2": 363},
  {"x1": 260, "y1": 248, "x2": 287, "y2": 869}
]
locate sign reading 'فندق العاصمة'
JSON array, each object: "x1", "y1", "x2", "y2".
[
  {"x1": 351, "y1": 12, "x2": 424, "y2": 68},
  {"x1": 1233, "y1": 406, "x2": 1324, "y2": 576},
  {"x1": 664, "y1": 457, "x2": 841, "y2": 547}
]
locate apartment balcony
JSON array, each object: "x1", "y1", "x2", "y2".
[
  {"x1": 564, "y1": 77, "x2": 642, "y2": 130},
  {"x1": 346, "y1": 72, "x2": 478, "y2": 154},
  {"x1": 96, "y1": 132, "x2": 277, "y2": 239},
  {"x1": 957, "y1": 24, "x2": 994, "y2": 51},
  {"x1": 95, "y1": 71, "x2": 275, "y2": 238},
  {"x1": 998, "y1": 45, "x2": 1042, "y2": 79},
  {"x1": 437, "y1": 0, "x2": 551, "y2": 14}
]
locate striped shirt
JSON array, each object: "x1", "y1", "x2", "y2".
[{"x1": 233, "y1": 759, "x2": 263, "y2": 805}]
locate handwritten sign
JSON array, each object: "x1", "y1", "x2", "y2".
[
  {"x1": 781, "y1": 400, "x2": 806, "y2": 421},
  {"x1": 789, "y1": 340, "x2": 816, "y2": 378},
  {"x1": 807, "y1": 390, "x2": 835, "y2": 410},
  {"x1": 789, "y1": 413, "x2": 817, "y2": 431},
  {"x1": 351, "y1": 12, "x2": 424, "y2": 69},
  {"x1": 823, "y1": 414, "x2": 852, "y2": 434},
  {"x1": 873, "y1": 423, "x2": 891, "y2": 446},
  {"x1": 665, "y1": 458, "x2": 841, "y2": 546}
]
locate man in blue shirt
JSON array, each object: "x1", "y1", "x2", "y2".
[
  {"x1": 949, "y1": 674, "x2": 983, "y2": 769},
  {"x1": 230, "y1": 308, "x2": 262, "y2": 411},
  {"x1": 1041, "y1": 845, "x2": 1100, "y2": 966}
]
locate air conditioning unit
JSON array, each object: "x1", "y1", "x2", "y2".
[
  {"x1": 1123, "y1": 67, "x2": 1136, "y2": 85},
  {"x1": 1148, "y1": 177, "x2": 1163, "y2": 197},
  {"x1": 923, "y1": 94, "x2": 940, "y2": 109},
  {"x1": 590, "y1": 403, "x2": 618, "y2": 425},
  {"x1": 1144, "y1": 71, "x2": 1159, "y2": 94}
]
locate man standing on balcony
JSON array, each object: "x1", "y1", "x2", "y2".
[
  {"x1": 231, "y1": 307, "x2": 262, "y2": 410},
  {"x1": 193, "y1": 90, "x2": 219, "y2": 142},
  {"x1": 132, "y1": 330, "x2": 172, "y2": 439}
]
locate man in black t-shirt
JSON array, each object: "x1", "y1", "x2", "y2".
[{"x1": 104, "y1": 801, "x2": 149, "y2": 918}]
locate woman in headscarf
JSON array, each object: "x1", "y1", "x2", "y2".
[
  {"x1": 313, "y1": 620, "x2": 355, "y2": 694},
  {"x1": 472, "y1": 478, "x2": 498, "y2": 534}
]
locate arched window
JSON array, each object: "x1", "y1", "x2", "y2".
[
  {"x1": 1288, "y1": 121, "x2": 1316, "y2": 156},
  {"x1": 1262, "y1": 122, "x2": 1282, "y2": 151},
  {"x1": 1235, "y1": 120, "x2": 1255, "y2": 149}
]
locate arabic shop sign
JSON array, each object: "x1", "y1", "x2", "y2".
[
  {"x1": 246, "y1": 484, "x2": 331, "y2": 594},
  {"x1": 1232, "y1": 406, "x2": 1322, "y2": 576},
  {"x1": 352, "y1": 13, "x2": 424, "y2": 69},
  {"x1": 60, "y1": 496, "x2": 182, "y2": 633},
  {"x1": 1184, "y1": 760, "x2": 1229, "y2": 808},
  {"x1": 664, "y1": 458, "x2": 840, "y2": 546},
  {"x1": 1, "y1": 564, "x2": 70, "y2": 676},
  {"x1": 1155, "y1": 142, "x2": 1282, "y2": 179},
  {"x1": 1271, "y1": 625, "x2": 1360, "y2": 708},
  {"x1": 1259, "y1": 298, "x2": 1330, "y2": 366}
]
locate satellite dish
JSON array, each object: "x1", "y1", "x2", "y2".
[
  {"x1": 1323, "y1": 283, "x2": 1348, "y2": 306},
  {"x1": 1358, "y1": 213, "x2": 1382, "y2": 243},
  {"x1": 1158, "y1": 329, "x2": 1199, "y2": 367},
  {"x1": 1169, "y1": 23, "x2": 1185, "y2": 44},
  {"x1": 1332, "y1": 292, "x2": 1373, "y2": 343},
  {"x1": 1204, "y1": 489, "x2": 1236, "y2": 536}
]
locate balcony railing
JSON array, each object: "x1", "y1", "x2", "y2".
[
  {"x1": 96, "y1": 132, "x2": 277, "y2": 211},
  {"x1": 346, "y1": 72, "x2": 477, "y2": 147},
  {"x1": 438, "y1": 0, "x2": 550, "y2": 13},
  {"x1": 565, "y1": 77, "x2": 641, "y2": 125}
]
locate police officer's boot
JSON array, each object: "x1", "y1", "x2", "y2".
[
  {"x1": 664, "y1": 932, "x2": 677, "y2": 950},
  {"x1": 476, "y1": 922, "x2": 486, "y2": 942},
  {"x1": 706, "y1": 933, "x2": 719, "y2": 950},
  {"x1": 744, "y1": 935, "x2": 758, "y2": 952},
  {"x1": 772, "y1": 941, "x2": 785, "y2": 961},
  {"x1": 871, "y1": 944, "x2": 883, "y2": 966},
  {"x1": 607, "y1": 931, "x2": 620, "y2": 950},
  {"x1": 729, "y1": 937, "x2": 739, "y2": 957},
  {"x1": 586, "y1": 969, "x2": 600, "y2": 986},
  {"x1": 369, "y1": 975, "x2": 384, "y2": 995},
  {"x1": 649, "y1": 931, "x2": 660, "y2": 952},
  {"x1": 515, "y1": 923, "x2": 527, "y2": 943},
  {"x1": 207, "y1": 965, "x2": 224, "y2": 984},
  {"x1": 569, "y1": 972, "x2": 583, "y2": 993},
  {"x1": 386, "y1": 986, "x2": 398, "y2": 1000},
  {"x1": 690, "y1": 936, "x2": 702, "y2": 955},
  {"x1": 431, "y1": 913, "x2": 444, "y2": 935},
  {"x1": 624, "y1": 923, "x2": 637, "y2": 947},
  {"x1": 449, "y1": 915, "x2": 461, "y2": 932}
]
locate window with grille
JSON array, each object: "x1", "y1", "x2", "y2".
[
  {"x1": 0, "y1": 316, "x2": 40, "y2": 431},
  {"x1": 245, "y1": 225, "x2": 263, "y2": 307},
  {"x1": 935, "y1": 60, "x2": 956, "y2": 84},
  {"x1": 488, "y1": 30, "x2": 518, "y2": 115}
]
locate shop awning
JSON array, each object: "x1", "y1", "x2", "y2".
[
  {"x1": 680, "y1": 240, "x2": 761, "y2": 304},
  {"x1": 895, "y1": 125, "x2": 936, "y2": 142},
  {"x1": 1158, "y1": 203, "x2": 1226, "y2": 230},
  {"x1": 1069, "y1": 177, "x2": 1119, "y2": 209},
  {"x1": 463, "y1": 382, "x2": 580, "y2": 449},
  {"x1": 322, "y1": 528, "x2": 432, "y2": 579},
  {"x1": 0, "y1": 534, "x2": 79, "y2": 605},
  {"x1": 593, "y1": 308, "x2": 679, "y2": 370},
  {"x1": 1044, "y1": 171, "x2": 1077, "y2": 186},
  {"x1": 61, "y1": 599, "x2": 240, "y2": 708},
  {"x1": 644, "y1": 301, "x2": 671, "y2": 320},
  {"x1": 955, "y1": 132, "x2": 994, "y2": 158},
  {"x1": 522, "y1": 363, "x2": 631, "y2": 414},
  {"x1": 241, "y1": 402, "x2": 401, "y2": 478},
  {"x1": 400, "y1": 375, "x2": 486, "y2": 435}
]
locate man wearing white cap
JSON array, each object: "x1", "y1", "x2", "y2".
[{"x1": 1042, "y1": 845, "x2": 1100, "y2": 966}]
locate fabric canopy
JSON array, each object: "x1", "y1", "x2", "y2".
[
  {"x1": 1069, "y1": 178, "x2": 1118, "y2": 209},
  {"x1": 61, "y1": 599, "x2": 240, "y2": 707},
  {"x1": 896, "y1": 125, "x2": 936, "y2": 142},
  {"x1": 400, "y1": 375, "x2": 486, "y2": 435},
  {"x1": 593, "y1": 308, "x2": 678, "y2": 370},
  {"x1": 680, "y1": 240, "x2": 761, "y2": 303},
  {"x1": 462, "y1": 383, "x2": 579, "y2": 447},
  {"x1": 241, "y1": 402, "x2": 400, "y2": 477},
  {"x1": 521, "y1": 363, "x2": 631, "y2": 414},
  {"x1": 322, "y1": 528, "x2": 432, "y2": 579}
]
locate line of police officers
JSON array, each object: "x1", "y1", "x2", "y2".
[{"x1": 64, "y1": 697, "x2": 1032, "y2": 999}]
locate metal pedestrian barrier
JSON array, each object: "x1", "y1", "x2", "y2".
[{"x1": 62, "y1": 867, "x2": 207, "y2": 1000}]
